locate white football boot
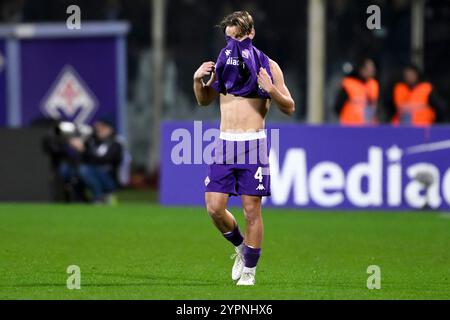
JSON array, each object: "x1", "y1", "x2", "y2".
[
  {"x1": 237, "y1": 267, "x2": 256, "y2": 286},
  {"x1": 231, "y1": 245, "x2": 245, "y2": 281}
]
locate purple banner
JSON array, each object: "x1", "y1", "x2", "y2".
[
  {"x1": 0, "y1": 40, "x2": 5, "y2": 126},
  {"x1": 20, "y1": 37, "x2": 117, "y2": 126},
  {"x1": 161, "y1": 121, "x2": 450, "y2": 210}
]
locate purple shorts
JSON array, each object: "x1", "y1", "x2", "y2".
[{"x1": 205, "y1": 132, "x2": 271, "y2": 197}]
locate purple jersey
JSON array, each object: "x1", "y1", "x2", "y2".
[{"x1": 211, "y1": 36, "x2": 273, "y2": 99}]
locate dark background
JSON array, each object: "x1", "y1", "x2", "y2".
[{"x1": 1, "y1": 0, "x2": 448, "y2": 122}]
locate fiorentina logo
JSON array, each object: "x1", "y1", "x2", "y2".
[{"x1": 41, "y1": 65, "x2": 98, "y2": 124}]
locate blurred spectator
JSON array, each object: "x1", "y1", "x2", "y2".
[
  {"x1": 334, "y1": 57, "x2": 380, "y2": 125},
  {"x1": 385, "y1": 64, "x2": 448, "y2": 126},
  {"x1": 43, "y1": 120, "x2": 88, "y2": 202},
  {"x1": 69, "y1": 118, "x2": 123, "y2": 204}
]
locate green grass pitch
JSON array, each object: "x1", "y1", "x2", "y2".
[{"x1": 0, "y1": 204, "x2": 449, "y2": 299}]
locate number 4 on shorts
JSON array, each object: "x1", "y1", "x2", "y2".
[{"x1": 254, "y1": 167, "x2": 263, "y2": 183}]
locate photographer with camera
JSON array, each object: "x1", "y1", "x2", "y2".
[{"x1": 68, "y1": 117, "x2": 123, "y2": 204}]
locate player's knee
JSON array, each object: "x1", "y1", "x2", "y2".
[
  {"x1": 243, "y1": 203, "x2": 261, "y2": 224},
  {"x1": 206, "y1": 201, "x2": 225, "y2": 219}
]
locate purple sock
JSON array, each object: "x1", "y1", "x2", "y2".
[
  {"x1": 243, "y1": 245, "x2": 261, "y2": 268},
  {"x1": 223, "y1": 226, "x2": 244, "y2": 247}
]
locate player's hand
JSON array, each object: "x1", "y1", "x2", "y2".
[
  {"x1": 194, "y1": 61, "x2": 215, "y2": 81},
  {"x1": 257, "y1": 67, "x2": 274, "y2": 93}
]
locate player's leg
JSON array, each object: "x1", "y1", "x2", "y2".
[
  {"x1": 241, "y1": 195, "x2": 264, "y2": 248},
  {"x1": 234, "y1": 137, "x2": 270, "y2": 285},
  {"x1": 205, "y1": 192, "x2": 235, "y2": 233},
  {"x1": 237, "y1": 195, "x2": 263, "y2": 286},
  {"x1": 205, "y1": 191, "x2": 245, "y2": 280}
]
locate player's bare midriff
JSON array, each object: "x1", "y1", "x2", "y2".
[{"x1": 219, "y1": 94, "x2": 270, "y2": 132}]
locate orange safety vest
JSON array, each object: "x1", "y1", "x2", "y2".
[
  {"x1": 392, "y1": 82, "x2": 435, "y2": 126},
  {"x1": 339, "y1": 77, "x2": 379, "y2": 126}
]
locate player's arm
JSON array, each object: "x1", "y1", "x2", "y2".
[
  {"x1": 258, "y1": 59, "x2": 295, "y2": 116},
  {"x1": 193, "y1": 61, "x2": 219, "y2": 106}
]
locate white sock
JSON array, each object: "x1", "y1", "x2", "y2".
[{"x1": 242, "y1": 266, "x2": 256, "y2": 275}]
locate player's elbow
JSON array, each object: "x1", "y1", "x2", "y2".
[
  {"x1": 284, "y1": 100, "x2": 295, "y2": 116},
  {"x1": 195, "y1": 90, "x2": 216, "y2": 106},
  {"x1": 197, "y1": 98, "x2": 211, "y2": 107}
]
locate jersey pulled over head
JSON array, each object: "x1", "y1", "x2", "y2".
[{"x1": 211, "y1": 11, "x2": 273, "y2": 99}]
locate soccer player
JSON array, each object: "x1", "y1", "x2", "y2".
[{"x1": 193, "y1": 11, "x2": 295, "y2": 285}]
